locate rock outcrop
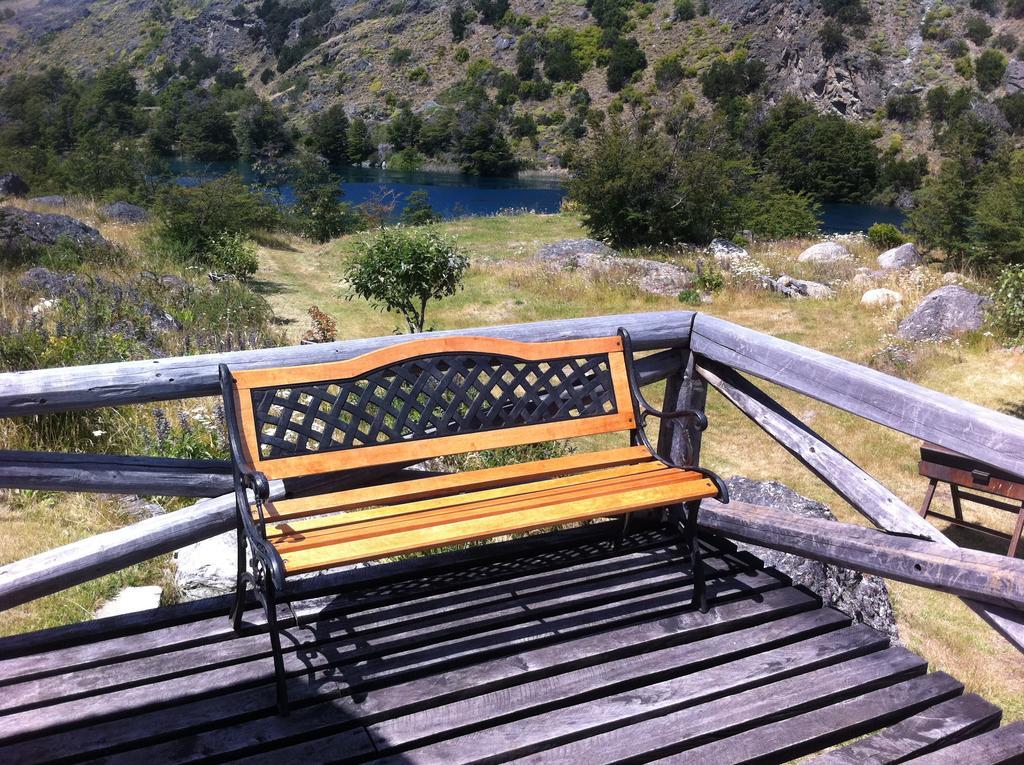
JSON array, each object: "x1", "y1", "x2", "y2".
[
  {"x1": 897, "y1": 285, "x2": 990, "y2": 341},
  {"x1": 725, "y1": 476, "x2": 899, "y2": 641},
  {"x1": 174, "y1": 530, "x2": 238, "y2": 601},
  {"x1": 774, "y1": 274, "x2": 834, "y2": 299},
  {"x1": 537, "y1": 238, "x2": 693, "y2": 297},
  {"x1": 709, "y1": 238, "x2": 749, "y2": 264},
  {"x1": 30, "y1": 195, "x2": 66, "y2": 207},
  {"x1": 861, "y1": 288, "x2": 903, "y2": 307},
  {"x1": 0, "y1": 206, "x2": 110, "y2": 253},
  {"x1": 103, "y1": 200, "x2": 149, "y2": 222}
]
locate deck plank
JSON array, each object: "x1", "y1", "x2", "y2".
[
  {"x1": 653, "y1": 672, "x2": 964, "y2": 764},
  {"x1": 902, "y1": 721, "x2": 1024, "y2": 764},
  {"x1": 808, "y1": 694, "x2": 1003, "y2": 764}
]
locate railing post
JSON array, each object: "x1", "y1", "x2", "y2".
[{"x1": 658, "y1": 349, "x2": 707, "y2": 467}]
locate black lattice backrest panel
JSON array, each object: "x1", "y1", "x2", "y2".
[{"x1": 228, "y1": 336, "x2": 637, "y2": 479}]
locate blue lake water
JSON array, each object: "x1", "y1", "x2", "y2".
[{"x1": 168, "y1": 159, "x2": 905, "y2": 234}]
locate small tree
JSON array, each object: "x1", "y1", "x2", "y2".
[
  {"x1": 975, "y1": 48, "x2": 1006, "y2": 92},
  {"x1": 400, "y1": 190, "x2": 442, "y2": 225},
  {"x1": 344, "y1": 228, "x2": 469, "y2": 333}
]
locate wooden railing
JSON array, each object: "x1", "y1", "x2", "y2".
[{"x1": 1, "y1": 310, "x2": 1023, "y2": 655}]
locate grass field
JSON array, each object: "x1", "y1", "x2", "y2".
[{"x1": 1, "y1": 209, "x2": 1021, "y2": 719}]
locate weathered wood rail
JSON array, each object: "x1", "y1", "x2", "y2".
[{"x1": 1, "y1": 309, "x2": 1023, "y2": 661}]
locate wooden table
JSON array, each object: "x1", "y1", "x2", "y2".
[{"x1": 919, "y1": 442, "x2": 1024, "y2": 558}]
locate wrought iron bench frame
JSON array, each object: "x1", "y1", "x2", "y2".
[{"x1": 219, "y1": 328, "x2": 726, "y2": 714}]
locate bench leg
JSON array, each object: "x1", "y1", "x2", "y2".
[
  {"x1": 613, "y1": 512, "x2": 632, "y2": 549},
  {"x1": 684, "y1": 500, "x2": 707, "y2": 614},
  {"x1": 262, "y1": 579, "x2": 290, "y2": 716},
  {"x1": 230, "y1": 525, "x2": 248, "y2": 631}
]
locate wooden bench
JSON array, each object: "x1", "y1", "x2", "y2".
[
  {"x1": 220, "y1": 330, "x2": 726, "y2": 713},
  {"x1": 919, "y1": 442, "x2": 1024, "y2": 558}
]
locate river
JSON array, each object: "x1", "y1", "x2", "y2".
[{"x1": 168, "y1": 160, "x2": 906, "y2": 234}]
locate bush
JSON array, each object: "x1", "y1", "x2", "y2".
[
  {"x1": 966, "y1": 16, "x2": 993, "y2": 45},
  {"x1": 693, "y1": 260, "x2": 724, "y2": 293},
  {"x1": 867, "y1": 222, "x2": 908, "y2": 249},
  {"x1": 700, "y1": 53, "x2": 766, "y2": 102},
  {"x1": 450, "y1": 2, "x2": 469, "y2": 42},
  {"x1": 991, "y1": 264, "x2": 1024, "y2": 343},
  {"x1": 674, "y1": 0, "x2": 696, "y2": 21},
  {"x1": 975, "y1": 48, "x2": 1006, "y2": 91},
  {"x1": 676, "y1": 288, "x2": 701, "y2": 304},
  {"x1": 654, "y1": 55, "x2": 686, "y2": 90},
  {"x1": 454, "y1": 46, "x2": 470, "y2": 63},
  {"x1": 994, "y1": 32, "x2": 1018, "y2": 51},
  {"x1": 152, "y1": 173, "x2": 276, "y2": 274},
  {"x1": 606, "y1": 37, "x2": 647, "y2": 92},
  {"x1": 740, "y1": 175, "x2": 822, "y2": 239},
  {"x1": 1000, "y1": 91, "x2": 1024, "y2": 132},
  {"x1": 344, "y1": 228, "x2": 469, "y2": 332},
  {"x1": 885, "y1": 93, "x2": 922, "y2": 122},
  {"x1": 202, "y1": 231, "x2": 259, "y2": 278}
]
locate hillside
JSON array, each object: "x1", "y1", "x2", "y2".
[{"x1": 1, "y1": 0, "x2": 1022, "y2": 169}]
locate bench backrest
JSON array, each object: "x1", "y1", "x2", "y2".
[{"x1": 222, "y1": 336, "x2": 639, "y2": 480}]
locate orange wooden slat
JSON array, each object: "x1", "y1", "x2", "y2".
[
  {"x1": 271, "y1": 468, "x2": 692, "y2": 553},
  {"x1": 264, "y1": 446, "x2": 654, "y2": 523},
  {"x1": 268, "y1": 459, "x2": 669, "y2": 537},
  {"x1": 280, "y1": 478, "x2": 718, "y2": 575}
]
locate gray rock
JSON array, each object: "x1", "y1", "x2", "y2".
[
  {"x1": 103, "y1": 200, "x2": 148, "y2": 222},
  {"x1": 18, "y1": 266, "x2": 79, "y2": 296},
  {"x1": 797, "y1": 241, "x2": 852, "y2": 263},
  {"x1": 0, "y1": 173, "x2": 29, "y2": 197},
  {"x1": 95, "y1": 585, "x2": 163, "y2": 618},
  {"x1": 30, "y1": 195, "x2": 66, "y2": 207},
  {"x1": 174, "y1": 530, "x2": 238, "y2": 600},
  {"x1": 494, "y1": 34, "x2": 515, "y2": 51},
  {"x1": 709, "y1": 237, "x2": 749, "y2": 264},
  {"x1": 774, "y1": 274, "x2": 834, "y2": 299},
  {"x1": 1006, "y1": 59, "x2": 1024, "y2": 95},
  {"x1": 897, "y1": 285, "x2": 991, "y2": 341},
  {"x1": 725, "y1": 476, "x2": 899, "y2": 641},
  {"x1": 877, "y1": 242, "x2": 921, "y2": 270},
  {"x1": 537, "y1": 239, "x2": 693, "y2": 296},
  {"x1": 0, "y1": 206, "x2": 110, "y2": 253}
]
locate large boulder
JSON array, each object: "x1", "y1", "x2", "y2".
[
  {"x1": 103, "y1": 200, "x2": 149, "y2": 223},
  {"x1": 0, "y1": 206, "x2": 110, "y2": 253},
  {"x1": 0, "y1": 173, "x2": 29, "y2": 197},
  {"x1": 724, "y1": 477, "x2": 899, "y2": 640},
  {"x1": 537, "y1": 239, "x2": 693, "y2": 297},
  {"x1": 797, "y1": 241, "x2": 852, "y2": 263},
  {"x1": 877, "y1": 242, "x2": 922, "y2": 270},
  {"x1": 95, "y1": 586, "x2": 163, "y2": 618},
  {"x1": 174, "y1": 530, "x2": 238, "y2": 601},
  {"x1": 897, "y1": 285, "x2": 990, "y2": 341}
]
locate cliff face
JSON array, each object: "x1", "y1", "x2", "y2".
[{"x1": 0, "y1": 0, "x2": 1014, "y2": 155}]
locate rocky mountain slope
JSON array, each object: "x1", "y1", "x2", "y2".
[{"x1": 1, "y1": 0, "x2": 1022, "y2": 168}]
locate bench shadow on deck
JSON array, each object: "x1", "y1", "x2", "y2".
[{"x1": 0, "y1": 521, "x2": 1020, "y2": 765}]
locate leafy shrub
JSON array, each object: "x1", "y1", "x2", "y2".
[
  {"x1": 389, "y1": 47, "x2": 413, "y2": 67},
  {"x1": 202, "y1": 232, "x2": 259, "y2": 278},
  {"x1": 454, "y1": 46, "x2": 470, "y2": 63},
  {"x1": 654, "y1": 55, "x2": 686, "y2": 90},
  {"x1": 867, "y1": 222, "x2": 908, "y2": 249},
  {"x1": 885, "y1": 93, "x2": 922, "y2": 122},
  {"x1": 740, "y1": 175, "x2": 822, "y2": 239},
  {"x1": 821, "y1": 0, "x2": 870, "y2": 24},
  {"x1": 344, "y1": 228, "x2": 469, "y2": 332},
  {"x1": 965, "y1": 16, "x2": 993, "y2": 45},
  {"x1": 693, "y1": 260, "x2": 724, "y2": 293},
  {"x1": 700, "y1": 53, "x2": 766, "y2": 102},
  {"x1": 676, "y1": 288, "x2": 701, "y2": 304},
  {"x1": 606, "y1": 37, "x2": 646, "y2": 91},
  {"x1": 450, "y1": 2, "x2": 469, "y2": 42},
  {"x1": 674, "y1": 0, "x2": 696, "y2": 21},
  {"x1": 994, "y1": 32, "x2": 1018, "y2": 51},
  {"x1": 970, "y1": 0, "x2": 997, "y2": 12},
  {"x1": 975, "y1": 48, "x2": 1006, "y2": 91},
  {"x1": 1000, "y1": 91, "x2": 1024, "y2": 132},
  {"x1": 991, "y1": 264, "x2": 1024, "y2": 343}
]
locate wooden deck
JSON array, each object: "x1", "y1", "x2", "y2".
[{"x1": 1, "y1": 521, "x2": 1022, "y2": 765}]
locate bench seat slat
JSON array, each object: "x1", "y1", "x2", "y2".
[
  {"x1": 264, "y1": 445, "x2": 656, "y2": 523},
  {"x1": 277, "y1": 475, "x2": 718, "y2": 575},
  {"x1": 270, "y1": 467, "x2": 688, "y2": 552},
  {"x1": 268, "y1": 458, "x2": 670, "y2": 537}
]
